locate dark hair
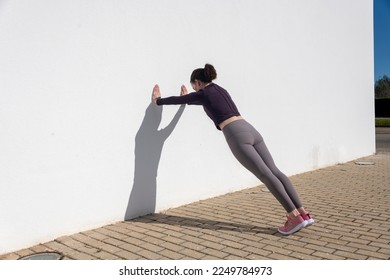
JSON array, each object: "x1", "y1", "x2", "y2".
[{"x1": 190, "y1": 64, "x2": 217, "y2": 83}]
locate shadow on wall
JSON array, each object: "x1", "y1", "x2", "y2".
[{"x1": 124, "y1": 103, "x2": 185, "y2": 220}]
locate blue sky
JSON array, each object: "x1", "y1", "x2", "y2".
[{"x1": 375, "y1": 0, "x2": 390, "y2": 81}]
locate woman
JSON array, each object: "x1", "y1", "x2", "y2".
[{"x1": 151, "y1": 64, "x2": 314, "y2": 235}]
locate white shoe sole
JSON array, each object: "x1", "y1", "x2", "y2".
[{"x1": 304, "y1": 219, "x2": 315, "y2": 227}]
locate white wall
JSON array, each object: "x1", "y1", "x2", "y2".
[{"x1": 0, "y1": 0, "x2": 374, "y2": 254}]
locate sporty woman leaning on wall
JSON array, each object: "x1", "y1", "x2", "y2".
[{"x1": 151, "y1": 63, "x2": 314, "y2": 235}]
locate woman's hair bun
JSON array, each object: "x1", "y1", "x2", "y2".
[
  {"x1": 203, "y1": 64, "x2": 217, "y2": 82},
  {"x1": 190, "y1": 63, "x2": 217, "y2": 83}
]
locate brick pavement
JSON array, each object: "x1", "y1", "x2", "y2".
[{"x1": 1, "y1": 128, "x2": 389, "y2": 260}]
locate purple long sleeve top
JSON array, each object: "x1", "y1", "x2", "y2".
[{"x1": 156, "y1": 83, "x2": 241, "y2": 130}]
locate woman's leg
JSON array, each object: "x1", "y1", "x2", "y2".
[
  {"x1": 251, "y1": 130, "x2": 314, "y2": 226},
  {"x1": 253, "y1": 140, "x2": 303, "y2": 209},
  {"x1": 224, "y1": 121, "x2": 309, "y2": 234},
  {"x1": 226, "y1": 131, "x2": 297, "y2": 213}
]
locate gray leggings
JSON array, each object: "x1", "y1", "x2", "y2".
[{"x1": 223, "y1": 119, "x2": 302, "y2": 212}]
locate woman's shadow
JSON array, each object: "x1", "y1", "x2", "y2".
[{"x1": 124, "y1": 102, "x2": 185, "y2": 220}]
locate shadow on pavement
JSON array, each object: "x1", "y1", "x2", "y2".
[{"x1": 130, "y1": 213, "x2": 278, "y2": 235}]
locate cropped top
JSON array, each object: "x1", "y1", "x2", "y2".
[{"x1": 156, "y1": 83, "x2": 240, "y2": 130}]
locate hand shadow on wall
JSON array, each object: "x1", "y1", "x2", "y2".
[{"x1": 124, "y1": 103, "x2": 185, "y2": 221}]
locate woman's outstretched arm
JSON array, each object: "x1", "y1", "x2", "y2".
[{"x1": 151, "y1": 84, "x2": 203, "y2": 105}]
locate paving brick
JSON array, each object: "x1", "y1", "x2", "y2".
[
  {"x1": 312, "y1": 251, "x2": 346, "y2": 260},
  {"x1": 284, "y1": 245, "x2": 315, "y2": 255},
  {"x1": 117, "y1": 242, "x2": 144, "y2": 253},
  {"x1": 340, "y1": 236, "x2": 371, "y2": 245},
  {"x1": 220, "y1": 239, "x2": 246, "y2": 249},
  {"x1": 278, "y1": 238, "x2": 306, "y2": 247},
  {"x1": 0, "y1": 252, "x2": 20, "y2": 260},
  {"x1": 102, "y1": 238, "x2": 126, "y2": 247},
  {"x1": 357, "y1": 235, "x2": 384, "y2": 243},
  {"x1": 333, "y1": 250, "x2": 368, "y2": 260},
  {"x1": 27, "y1": 244, "x2": 51, "y2": 253},
  {"x1": 144, "y1": 230, "x2": 167, "y2": 239},
  {"x1": 263, "y1": 245, "x2": 292, "y2": 255},
  {"x1": 201, "y1": 255, "x2": 221, "y2": 260},
  {"x1": 161, "y1": 241, "x2": 185, "y2": 252},
  {"x1": 246, "y1": 253, "x2": 275, "y2": 260},
  {"x1": 182, "y1": 234, "x2": 210, "y2": 244},
  {"x1": 123, "y1": 236, "x2": 146, "y2": 246},
  {"x1": 200, "y1": 240, "x2": 226, "y2": 251},
  {"x1": 222, "y1": 247, "x2": 250, "y2": 258},
  {"x1": 347, "y1": 242, "x2": 380, "y2": 251},
  {"x1": 317, "y1": 236, "x2": 349, "y2": 245},
  {"x1": 289, "y1": 252, "x2": 321, "y2": 260},
  {"x1": 136, "y1": 249, "x2": 164, "y2": 259},
  {"x1": 202, "y1": 248, "x2": 229, "y2": 259},
  {"x1": 94, "y1": 228, "x2": 128, "y2": 240},
  {"x1": 114, "y1": 250, "x2": 143, "y2": 260},
  {"x1": 369, "y1": 242, "x2": 390, "y2": 249},
  {"x1": 99, "y1": 243, "x2": 122, "y2": 254},
  {"x1": 238, "y1": 232, "x2": 268, "y2": 242},
  {"x1": 82, "y1": 231, "x2": 108, "y2": 241},
  {"x1": 309, "y1": 230, "x2": 343, "y2": 240},
  {"x1": 94, "y1": 250, "x2": 123, "y2": 260},
  {"x1": 352, "y1": 230, "x2": 382, "y2": 238},
  {"x1": 304, "y1": 244, "x2": 335, "y2": 254},
  {"x1": 355, "y1": 249, "x2": 389, "y2": 259},
  {"x1": 70, "y1": 235, "x2": 106, "y2": 250},
  {"x1": 180, "y1": 241, "x2": 206, "y2": 251},
  {"x1": 137, "y1": 242, "x2": 164, "y2": 253},
  {"x1": 159, "y1": 229, "x2": 186, "y2": 238},
  {"x1": 239, "y1": 239, "x2": 268, "y2": 250},
  {"x1": 159, "y1": 249, "x2": 186, "y2": 260},
  {"x1": 46, "y1": 241, "x2": 96, "y2": 260},
  {"x1": 224, "y1": 254, "x2": 244, "y2": 260},
  {"x1": 268, "y1": 253, "x2": 295, "y2": 260},
  {"x1": 66, "y1": 251, "x2": 97, "y2": 260},
  {"x1": 377, "y1": 234, "x2": 390, "y2": 242},
  {"x1": 179, "y1": 248, "x2": 206, "y2": 259},
  {"x1": 325, "y1": 243, "x2": 358, "y2": 253},
  {"x1": 142, "y1": 235, "x2": 166, "y2": 246},
  {"x1": 161, "y1": 235, "x2": 186, "y2": 244},
  {"x1": 298, "y1": 237, "x2": 328, "y2": 247},
  {"x1": 378, "y1": 248, "x2": 390, "y2": 255}
]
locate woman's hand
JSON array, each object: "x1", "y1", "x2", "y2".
[
  {"x1": 152, "y1": 84, "x2": 161, "y2": 103},
  {"x1": 180, "y1": 85, "x2": 188, "y2": 96}
]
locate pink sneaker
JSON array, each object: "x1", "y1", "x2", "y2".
[
  {"x1": 301, "y1": 212, "x2": 314, "y2": 226},
  {"x1": 278, "y1": 215, "x2": 308, "y2": 235}
]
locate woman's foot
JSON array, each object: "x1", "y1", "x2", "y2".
[
  {"x1": 278, "y1": 214, "x2": 307, "y2": 235},
  {"x1": 297, "y1": 207, "x2": 314, "y2": 226},
  {"x1": 301, "y1": 212, "x2": 314, "y2": 226}
]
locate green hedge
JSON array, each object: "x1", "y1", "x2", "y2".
[{"x1": 376, "y1": 118, "x2": 390, "y2": 127}]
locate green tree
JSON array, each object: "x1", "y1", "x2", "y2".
[{"x1": 375, "y1": 75, "x2": 390, "y2": 99}]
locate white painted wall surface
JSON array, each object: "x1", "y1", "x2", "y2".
[{"x1": 0, "y1": 0, "x2": 374, "y2": 254}]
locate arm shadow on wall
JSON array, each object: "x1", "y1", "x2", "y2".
[{"x1": 124, "y1": 103, "x2": 185, "y2": 221}]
